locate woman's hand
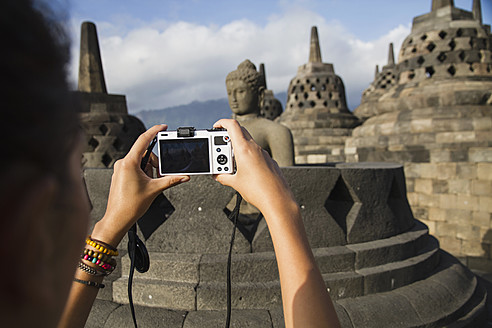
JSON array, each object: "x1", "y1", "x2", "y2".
[
  {"x1": 213, "y1": 119, "x2": 340, "y2": 328},
  {"x1": 91, "y1": 124, "x2": 190, "y2": 247},
  {"x1": 212, "y1": 119, "x2": 297, "y2": 216}
]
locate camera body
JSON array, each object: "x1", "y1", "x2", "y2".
[{"x1": 157, "y1": 127, "x2": 234, "y2": 175}]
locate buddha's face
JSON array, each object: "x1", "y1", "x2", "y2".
[{"x1": 226, "y1": 79, "x2": 258, "y2": 116}]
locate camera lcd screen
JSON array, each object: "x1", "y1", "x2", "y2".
[{"x1": 159, "y1": 138, "x2": 210, "y2": 174}]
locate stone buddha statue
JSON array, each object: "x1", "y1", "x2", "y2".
[
  {"x1": 224, "y1": 60, "x2": 295, "y2": 241},
  {"x1": 226, "y1": 60, "x2": 294, "y2": 166}
]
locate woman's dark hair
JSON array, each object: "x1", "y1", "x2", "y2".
[{"x1": 0, "y1": 0, "x2": 79, "y2": 179}]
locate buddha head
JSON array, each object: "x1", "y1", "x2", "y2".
[{"x1": 226, "y1": 60, "x2": 264, "y2": 116}]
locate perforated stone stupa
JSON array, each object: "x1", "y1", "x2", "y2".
[
  {"x1": 355, "y1": 43, "x2": 398, "y2": 120},
  {"x1": 258, "y1": 63, "x2": 283, "y2": 120},
  {"x1": 76, "y1": 22, "x2": 146, "y2": 168},
  {"x1": 278, "y1": 26, "x2": 360, "y2": 164},
  {"x1": 346, "y1": 0, "x2": 492, "y2": 272}
]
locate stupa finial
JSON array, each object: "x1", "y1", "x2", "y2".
[
  {"x1": 259, "y1": 63, "x2": 267, "y2": 90},
  {"x1": 309, "y1": 26, "x2": 322, "y2": 63},
  {"x1": 472, "y1": 0, "x2": 482, "y2": 24},
  {"x1": 387, "y1": 43, "x2": 395, "y2": 66},
  {"x1": 375, "y1": 65, "x2": 380, "y2": 78},
  {"x1": 78, "y1": 21, "x2": 107, "y2": 93},
  {"x1": 431, "y1": 0, "x2": 454, "y2": 11}
]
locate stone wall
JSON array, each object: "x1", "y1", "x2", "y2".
[
  {"x1": 406, "y1": 161, "x2": 492, "y2": 270},
  {"x1": 347, "y1": 1, "x2": 492, "y2": 273}
]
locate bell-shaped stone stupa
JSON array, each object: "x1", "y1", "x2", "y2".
[
  {"x1": 76, "y1": 21, "x2": 146, "y2": 168},
  {"x1": 258, "y1": 63, "x2": 284, "y2": 121},
  {"x1": 355, "y1": 43, "x2": 398, "y2": 120},
  {"x1": 278, "y1": 26, "x2": 360, "y2": 164}
]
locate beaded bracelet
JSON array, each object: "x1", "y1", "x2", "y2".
[
  {"x1": 73, "y1": 278, "x2": 105, "y2": 289},
  {"x1": 81, "y1": 254, "x2": 116, "y2": 272},
  {"x1": 78, "y1": 261, "x2": 108, "y2": 277},
  {"x1": 83, "y1": 248, "x2": 111, "y2": 263},
  {"x1": 86, "y1": 236, "x2": 119, "y2": 257}
]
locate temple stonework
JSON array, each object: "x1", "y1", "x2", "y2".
[
  {"x1": 347, "y1": 0, "x2": 492, "y2": 272},
  {"x1": 258, "y1": 63, "x2": 283, "y2": 120},
  {"x1": 80, "y1": 2, "x2": 492, "y2": 326},
  {"x1": 355, "y1": 43, "x2": 398, "y2": 120},
  {"x1": 278, "y1": 26, "x2": 360, "y2": 164},
  {"x1": 76, "y1": 21, "x2": 146, "y2": 168}
]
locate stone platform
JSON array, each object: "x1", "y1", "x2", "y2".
[{"x1": 83, "y1": 164, "x2": 488, "y2": 327}]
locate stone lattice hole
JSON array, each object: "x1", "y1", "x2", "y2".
[
  {"x1": 99, "y1": 124, "x2": 109, "y2": 135},
  {"x1": 437, "y1": 52, "x2": 447, "y2": 63},
  {"x1": 425, "y1": 66, "x2": 435, "y2": 78},
  {"x1": 88, "y1": 137, "x2": 99, "y2": 151},
  {"x1": 426, "y1": 42, "x2": 436, "y2": 52},
  {"x1": 102, "y1": 153, "x2": 112, "y2": 168},
  {"x1": 447, "y1": 65, "x2": 456, "y2": 76}
]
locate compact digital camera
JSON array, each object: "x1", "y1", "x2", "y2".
[{"x1": 157, "y1": 127, "x2": 234, "y2": 175}]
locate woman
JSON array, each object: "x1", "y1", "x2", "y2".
[{"x1": 0, "y1": 1, "x2": 340, "y2": 327}]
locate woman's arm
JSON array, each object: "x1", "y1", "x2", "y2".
[
  {"x1": 213, "y1": 119, "x2": 340, "y2": 328},
  {"x1": 58, "y1": 124, "x2": 189, "y2": 328}
]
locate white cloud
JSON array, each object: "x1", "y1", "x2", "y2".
[{"x1": 68, "y1": 7, "x2": 410, "y2": 113}]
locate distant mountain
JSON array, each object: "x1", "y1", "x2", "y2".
[
  {"x1": 134, "y1": 91, "x2": 288, "y2": 130},
  {"x1": 134, "y1": 98, "x2": 230, "y2": 130}
]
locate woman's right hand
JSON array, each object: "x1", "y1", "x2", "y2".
[
  {"x1": 91, "y1": 124, "x2": 190, "y2": 248},
  {"x1": 212, "y1": 119, "x2": 297, "y2": 216}
]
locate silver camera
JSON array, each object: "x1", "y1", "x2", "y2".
[{"x1": 157, "y1": 127, "x2": 234, "y2": 175}]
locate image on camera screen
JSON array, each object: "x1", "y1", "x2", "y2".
[{"x1": 159, "y1": 138, "x2": 210, "y2": 174}]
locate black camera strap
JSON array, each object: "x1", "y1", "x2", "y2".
[
  {"x1": 127, "y1": 137, "x2": 242, "y2": 328},
  {"x1": 127, "y1": 138, "x2": 156, "y2": 328},
  {"x1": 225, "y1": 192, "x2": 242, "y2": 328}
]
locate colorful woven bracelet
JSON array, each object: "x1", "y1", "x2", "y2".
[
  {"x1": 81, "y1": 254, "x2": 117, "y2": 273},
  {"x1": 73, "y1": 278, "x2": 105, "y2": 289},
  {"x1": 77, "y1": 261, "x2": 108, "y2": 277},
  {"x1": 83, "y1": 248, "x2": 111, "y2": 263},
  {"x1": 86, "y1": 236, "x2": 119, "y2": 257}
]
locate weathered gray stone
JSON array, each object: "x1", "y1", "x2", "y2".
[
  {"x1": 84, "y1": 168, "x2": 113, "y2": 225},
  {"x1": 113, "y1": 277, "x2": 197, "y2": 310},
  {"x1": 199, "y1": 253, "x2": 279, "y2": 283},
  {"x1": 335, "y1": 163, "x2": 415, "y2": 243},
  {"x1": 85, "y1": 300, "x2": 119, "y2": 328},
  {"x1": 183, "y1": 310, "x2": 272, "y2": 328},
  {"x1": 120, "y1": 253, "x2": 201, "y2": 283},
  {"x1": 358, "y1": 243, "x2": 440, "y2": 294},
  {"x1": 280, "y1": 167, "x2": 346, "y2": 247},
  {"x1": 346, "y1": 221, "x2": 429, "y2": 269},
  {"x1": 338, "y1": 289, "x2": 424, "y2": 327},
  {"x1": 146, "y1": 175, "x2": 250, "y2": 253},
  {"x1": 102, "y1": 303, "x2": 186, "y2": 328},
  {"x1": 196, "y1": 281, "x2": 282, "y2": 310},
  {"x1": 324, "y1": 272, "x2": 364, "y2": 300},
  {"x1": 314, "y1": 246, "x2": 355, "y2": 273}
]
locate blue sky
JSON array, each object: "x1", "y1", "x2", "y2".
[{"x1": 65, "y1": 0, "x2": 492, "y2": 112}]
